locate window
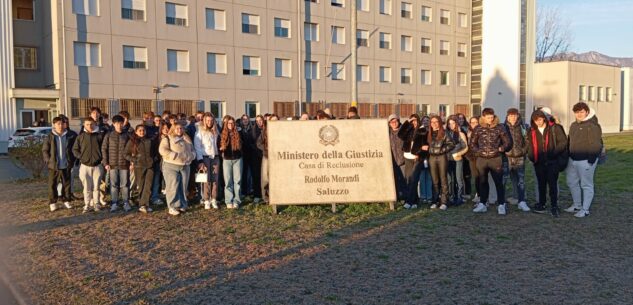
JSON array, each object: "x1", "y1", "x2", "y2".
[
  {"x1": 401, "y1": 68, "x2": 412, "y2": 84},
  {"x1": 245, "y1": 102, "x2": 259, "y2": 118},
  {"x1": 14, "y1": 0, "x2": 34, "y2": 20},
  {"x1": 331, "y1": 63, "x2": 345, "y2": 80},
  {"x1": 306, "y1": 0, "x2": 318, "y2": 3},
  {"x1": 440, "y1": 40, "x2": 450, "y2": 55},
  {"x1": 459, "y1": 13, "x2": 468, "y2": 28},
  {"x1": 401, "y1": 2, "x2": 412, "y2": 19},
  {"x1": 122, "y1": 0, "x2": 145, "y2": 20},
  {"x1": 356, "y1": 65, "x2": 369, "y2": 82},
  {"x1": 73, "y1": 42, "x2": 100, "y2": 67},
  {"x1": 419, "y1": 104, "x2": 430, "y2": 116},
  {"x1": 421, "y1": 38, "x2": 431, "y2": 54},
  {"x1": 275, "y1": 58, "x2": 292, "y2": 78},
  {"x1": 379, "y1": 0, "x2": 392, "y2": 15},
  {"x1": 421, "y1": 6, "x2": 431, "y2": 22},
  {"x1": 421, "y1": 69, "x2": 431, "y2": 85},
  {"x1": 588, "y1": 86, "x2": 594, "y2": 101},
  {"x1": 331, "y1": 0, "x2": 344, "y2": 7},
  {"x1": 242, "y1": 13, "x2": 260, "y2": 34},
  {"x1": 305, "y1": 61, "x2": 319, "y2": 80},
  {"x1": 305, "y1": 22, "x2": 319, "y2": 41},
  {"x1": 439, "y1": 104, "x2": 449, "y2": 118},
  {"x1": 209, "y1": 101, "x2": 224, "y2": 119},
  {"x1": 14, "y1": 47, "x2": 37, "y2": 70},
  {"x1": 165, "y1": 2, "x2": 187, "y2": 26},
  {"x1": 242, "y1": 56, "x2": 260, "y2": 76},
  {"x1": 458, "y1": 72, "x2": 467, "y2": 86},
  {"x1": 73, "y1": 0, "x2": 99, "y2": 16},
  {"x1": 207, "y1": 52, "x2": 227, "y2": 74},
  {"x1": 400, "y1": 35, "x2": 412, "y2": 52},
  {"x1": 597, "y1": 87, "x2": 603, "y2": 102},
  {"x1": 206, "y1": 8, "x2": 226, "y2": 30},
  {"x1": 458, "y1": 43, "x2": 467, "y2": 57},
  {"x1": 274, "y1": 18, "x2": 290, "y2": 38},
  {"x1": 379, "y1": 32, "x2": 391, "y2": 49},
  {"x1": 357, "y1": 0, "x2": 369, "y2": 12},
  {"x1": 379, "y1": 66, "x2": 391, "y2": 83},
  {"x1": 440, "y1": 9, "x2": 450, "y2": 25},
  {"x1": 356, "y1": 30, "x2": 369, "y2": 47},
  {"x1": 167, "y1": 49, "x2": 189, "y2": 72},
  {"x1": 579, "y1": 85, "x2": 586, "y2": 101},
  {"x1": 606, "y1": 87, "x2": 613, "y2": 102},
  {"x1": 440, "y1": 71, "x2": 449, "y2": 86},
  {"x1": 123, "y1": 46, "x2": 147, "y2": 69},
  {"x1": 331, "y1": 26, "x2": 345, "y2": 44}
]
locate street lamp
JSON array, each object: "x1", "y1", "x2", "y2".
[{"x1": 152, "y1": 84, "x2": 179, "y2": 113}]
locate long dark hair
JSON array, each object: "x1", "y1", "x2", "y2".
[
  {"x1": 220, "y1": 116, "x2": 241, "y2": 151},
  {"x1": 129, "y1": 124, "x2": 146, "y2": 156},
  {"x1": 427, "y1": 115, "x2": 446, "y2": 142}
]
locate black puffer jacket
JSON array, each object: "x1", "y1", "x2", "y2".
[
  {"x1": 428, "y1": 129, "x2": 456, "y2": 156},
  {"x1": 568, "y1": 109, "x2": 602, "y2": 164},
  {"x1": 102, "y1": 130, "x2": 131, "y2": 169},
  {"x1": 125, "y1": 137, "x2": 158, "y2": 169},
  {"x1": 504, "y1": 119, "x2": 528, "y2": 158},
  {"x1": 469, "y1": 115, "x2": 512, "y2": 159},
  {"x1": 398, "y1": 120, "x2": 429, "y2": 159},
  {"x1": 73, "y1": 128, "x2": 104, "y2": 166}
]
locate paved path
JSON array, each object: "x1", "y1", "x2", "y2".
[{"x1": 0, "y1": 157, "x2": 30, "y2": 182}]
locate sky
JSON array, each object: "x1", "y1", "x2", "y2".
[{"x1": 538, "y1": 0, "x2": 633, "y2": 58}]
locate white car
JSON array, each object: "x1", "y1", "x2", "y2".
[{"x1": 8, "y1": 127, "x2": 52, "y2": 148}]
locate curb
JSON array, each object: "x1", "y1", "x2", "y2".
[{"x1": 0, "y1": 261, "x2": 30, "y2": 305}]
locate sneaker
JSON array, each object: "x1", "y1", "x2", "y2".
[
  {"x1": 403, "y1": 203, "x2": 412, "y2": 209},
  {"x1": 564, "y1": 205, "x2": 581, "y2": 213},
  {"x1": 178, "y1": 207, "x2": 187, "y2": 212},
  {"x1": 253, "y1": 197, "x2": 262, "y2": 204},
  {"x1": 93, "y1": 202, "x2": 101, "y2": 212},
  {"x1": 168, "y1": 208, "x2": 180, "y2": 216},
  {"x1": 211, "y1": 199, "x2": 219, "y2": 209},
  {"x1": 63, "y1": 202, "x2": 72, "y2": 209},
  {"x1": 518, "y1": 201, "x2": 531, "y2": 212},
  {"x1": 233, "y1": 203, "x2": 240, "y2": 209},
  {"x1": 498, "y1": 204, "x2": 507, "y2": 215},
  {"x1": 123, "y1": 202, "x2": 131, "y2": 212},
  {"x1": 82, "y1": 204, "x2": 90, "y2": 213},
  {"x1": 551, "y1": 208, "x2": 560, "y2": 218},
  {"x1": 439, "y1": 204, "x2": 448, "y2": 211},
  {"x1": 99, "y1": 195, "x2": 108, "y2": 207},
  {"x1": 410, "y1": 204, "x2": 418, "y2": 209},
  {"x1": 49, "y1": 203, "x2": 58, "y2": 212},
  {"x1": 473, "y1": 203, "x2": 487, "y2": 213},
  {"x1": 430, "y1": 204, "x2": 438, "y2": 209},
  {"x1": 139, "y1": 206, "x2": 148, "y2": 213},
  {"x1": 532, "y1": 205, "x2": 546, "y2": 214},
  {"x1": 574, "y1": 209, "x2": 590, "y2": 218},
  {"x1": 473, "y1": 195, "x2": 480, "y2": 203},
  {"x1": 110, "y1": 203, "x2": 119, "y2": 212},
  {"x1": 204, "y1": 200, "x2": 211, "y2": 210}
]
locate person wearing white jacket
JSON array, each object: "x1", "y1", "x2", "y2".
[
  {"x1": 195, "y1": 113, "x2": 220, "y2": 210},
  {"x1": 159, "y1": 123, "x2": 196, "y2": 216}
]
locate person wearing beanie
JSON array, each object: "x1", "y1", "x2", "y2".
[{"x1": 388, "y1": 114, "x2": 407, "y2": 201}]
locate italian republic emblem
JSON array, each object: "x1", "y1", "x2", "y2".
[{"x1": 319, "y1": 125, "x2": 339, "y2": 146}]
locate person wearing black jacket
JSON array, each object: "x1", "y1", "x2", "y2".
[
  {"x1": 43, "y1": 117, "x2": 77, "y2": 212},
  {"x1": 526, "y1": 110, "x2": 567, "y2": 217},
  {"x1": 73, "y1": 117, "x2": 105, "y2": 213},
  {"x1": 470, "y1": 108, "x2": 512, "y2": 215},
  {"x1": 249, "y1": 115, "x2": 265, "y2": 202},
  {"x1": 427, "y1": 115, "x2": 456, "y2": 210},
  {"x1": 397, "y1": 114, "x2": 429, "y2": 209},
  {"x1": 503, "y1": 108, "x2": 531, "y2": 212},
  {"x1": 125, "y1": 124, "x2": 158, "y2": 213},
  {"x1": 388, "y1": 114, "x2": 406, "y2": 201},
  {"x1": 102, "y1": 115, "x2": 132, "y2": 212},
  {"x1": 238, "y1": 114, "x2": 257, "y2": 201}
]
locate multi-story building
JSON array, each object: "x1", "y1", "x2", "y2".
[{"x1": 0, "y1": 0, "x2": 534, "y2": 152}]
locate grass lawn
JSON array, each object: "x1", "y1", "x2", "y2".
[{"x1": 0, "y1": 134, "x2": 632, "y2": 305}]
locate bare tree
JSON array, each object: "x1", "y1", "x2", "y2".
[{"x1": 536, "y1": 6, "x2": 574, "y2": 62}]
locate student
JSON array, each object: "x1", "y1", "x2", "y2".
[
  {"x1": 427, "y1": 115, "x2": 456, "y2": 210},
  {"x1": 256, "y1": 119, "x2": 270, "y2": 203},
  {"x1": 73, "y1": 118, "x2": 105, "y2": 213},
  {"x1": 102, "y1": 115, "x2": 132, "y2": 212},
  {"x1": 418, "y1": 116, "x2": 433, "y2": 204},
  {"x1": 526, "y1": 110, "x2": 567, "y2": 217},
  {"x1": 220, "y1": 116, "x2": 243, "y2": 209},
  {"x1": 195, "y1": 113, "x2": 220, "y2": 210},
  {"x1": 250, "y1": 115, "x2": 265, "y2": 203},
  {"x1": 503, "y1": 108, "x2": 530, "y2": 212},
  {"x1": 565, "y1": 102, "x2": 602, "y2": 218},
  {"x1": 238, "y1": 114, "x2": 257, "y2": 201},
  {"x1": 397, "y1": 114, "x2": 429, "y2": 209},
  {"x1": 388, "y1": 114, "x2": 407, "y2": 201},
  {"x1": 60, "y1": 115, "x2": 79, "y2": 200},
  {"x1": 470, "y1": 108, "x2": 512, "y2": 215},
  {"x1": 465, "y1": 116, "x2": 481, "y2": 205},
  {"x1": 125, "y1": 125, "x2": 158, "y2": 213},
  {"x1": 43, "y1": 116, "x2": 77, "y2": 211},
  {"x1": 159, "y1": 123, "x2": 196, "y2": 216},
  {"x1": 446, "y1": 115, "x2": 468, "y2": 206}
]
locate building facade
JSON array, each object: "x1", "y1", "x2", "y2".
[
  {"x1": 534, "y1": 61, "x2": 622, "y2": 133},
  {"x1": 622, "y1": 67, "x2": 632, "y2": 131}
]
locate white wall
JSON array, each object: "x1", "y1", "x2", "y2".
[
  {"x1": 0, "y1": 0, "x2": 17, "y2": 153},
  {"x1": 623, "y1": 68, "x2": 632, "y2": 131}
]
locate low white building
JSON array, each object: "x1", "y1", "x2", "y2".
[{"x1": 622, "y1": 68, "x2": 633, "y2": 131}]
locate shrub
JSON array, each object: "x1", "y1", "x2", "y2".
[{"x1": 9, "y1": 136, "x2": 46, "y2": 179}]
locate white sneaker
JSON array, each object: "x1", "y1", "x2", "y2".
[
  {"x1": 93, "y1": 201, "x2": 100, "y2": 212},
  {"x1": 564, "y1": 205, "x2": 581, "y2": 213},
  {"x1": 404, "y1": 203, "x2": 412, "y2": 209},
  {"x1": 110, "y1": 203, "x2": 119, "y2": 212},
  {"x1": 253, "y1": 197, "x2": 262, "y2": 204},
  {"x1": 168, "y1": 208, "x2": 180, "y2": 216},
  {"x1": 473, "y1": 202, "x2": 487, "y2": 213},
  {"x1": 204, "y1": 200, "x2": 211, "y2": 210},
  {"x1": 63, "y1": 202, "x2": 72, "y2": 209},
  {"x1": 574, "y1": 209, "x2": 589, "y2": 218},
  {"x1": 139, "y1": 206, "x2": 148, "y2": 213},
  {"x1": 123, "y1": 202, "x2": 131, "y2": 212},
  {"x1": 211, "y1": 199, "x2": 219, "y2": 209},
  {"x1": 49, "y1": 203, "x2": 58, "y2": 212},
  {"x1": 518, "y1": 201, "x2": 531, "y2": 212},
  {"x1": 430, "y1": 204, "x2": 438, "y2": 209},
  {"x1": 473, "y1": 195, "x2": 480, "y2": 203},
  {"x1": 439, "y1": 204, "x2": 448, "y2": 211},
  {"x1": 233, "y1": 203, "x2": 240, "y2": 209},
  {"x1": 82, "y1": 204, "x2": 90, "y2": 213},
  {"x1": 498, "y1": 204, "x2": 507, "y2": 215}
]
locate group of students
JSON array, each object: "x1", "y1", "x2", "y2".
[
  {"x1": 389, "y1": 102, "x2": 604, "y2": 218},
  {"x1": 42, "y1": 101, "x2": 602, "y2": 218}
]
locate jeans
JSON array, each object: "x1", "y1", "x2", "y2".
[
  {"x1": 109, "y1": 169, "x2": 130, "y2": 204},
  {"x1": 201, "y1": 156, "x2": 220, "y2": 201},
  {"x1": 48, "y1": 167, "x2": 71, "y2": 204},
  {"x1": 134, "y1": 166, "x2": 154, "y2": 207},
  {"x1": 79, "y1": 164, "x2": 103, "y2": 206},
  {"x1": 565, "y1": 158, "x2": 598, "y2": 211},
  {"x1": 151, "y1": 162, "x2": 163, "y2": 202},
  {"x1": 505, "y1": 164, "x2": 526, "y2": 202},
  {"x1": 418, "y1": 167, "x2": 432, "y2": 201},
  {"x1": 447, "y1": 160, "x2": 464, "y2": 202},
  {"x1": 476, "y1": 156, "x2": 504, "y2": 205},
  {"x1": 404, "y1": 158, "x2": 423, "y2": 205},
  {"x1": 429, "y1": 155, "x2": 449, "y2": 204},
  {"x1": 223, "y1": 158, "x2": 243, "y2": 205},
  {"x1": 162, "y1": 162, "x2": 190, "y2": 210}
]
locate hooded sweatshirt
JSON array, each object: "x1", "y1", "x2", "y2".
[{"x1": 568, "y1": 107, "x2": 602, "y2": 164}]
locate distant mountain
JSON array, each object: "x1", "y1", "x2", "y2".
[{"x1": 545, "y1": 51, "x2": 633, "y2": 67}]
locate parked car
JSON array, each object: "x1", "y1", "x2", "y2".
[{"x1": 8, "y1": 127, "x2": 52, "y2": 148}]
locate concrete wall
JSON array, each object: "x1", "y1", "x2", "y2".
[
  {"x1": 1, "y1": 0, "x2": 17, "y2": 153},
  {"x1": 622, "y1": 68, "x2": 632, "y2": 131}
]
